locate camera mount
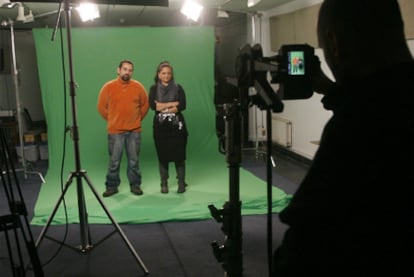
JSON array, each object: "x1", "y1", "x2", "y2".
[
  {"x1": 210, "y1": 43, "x2": 316, "y2": 276},
  {"x1": 209, "y1": 100, "x2": 243, "y2": 276}
]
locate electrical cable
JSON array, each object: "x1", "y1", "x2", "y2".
[{"x1": 37, "y1": 16, "x2": 70, "y2": 268}]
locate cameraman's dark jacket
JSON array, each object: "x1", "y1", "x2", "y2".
[{"x1": 278, "y1": 61, "x2": 414, "y2": 273}]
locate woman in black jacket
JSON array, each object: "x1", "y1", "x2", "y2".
[{"x1": 149, "y1": 61, "x2": 188, "y2": 193}]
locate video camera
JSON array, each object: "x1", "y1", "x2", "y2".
[
  {"x1": 214, "y1": 43, "x2": 318, "y2": 153},
  {"x1": 210, "y1": 44, "x2": 319, "y2": 276},
  {"x1": 235, "y1": 43, "x2": 317, "y2": 113}
]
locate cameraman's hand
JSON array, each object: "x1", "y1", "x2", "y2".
[{"x1": 310, "y1": 55, "x2": 335, "y2": 95}]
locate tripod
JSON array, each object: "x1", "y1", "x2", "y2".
[
  {"x1": 210, "y1": 89, "x2": 279, "y2": 277},
  {"x1": 0, "y1": 127, "x2": 44, "y2": 277},
  {"x1": 210, "y1": 42, "x2": 285, "y2": 276},
  {"x1": 209, "y1": 100, "x2": 243, "y2": 277},
  {"x1": 35, "y1": 1, "x2": 148, "y2": 274}
]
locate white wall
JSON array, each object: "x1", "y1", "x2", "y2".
[
  {"x1": 247, "y1": 0, "x2": 327, "y2": 159},
  {"x1": 248, "y1": 0, "x2": 414, "y2": 160}
]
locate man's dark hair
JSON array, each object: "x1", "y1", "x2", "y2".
[{"x1": 118, "y1": 60, "x2": 134, "y2": 69}]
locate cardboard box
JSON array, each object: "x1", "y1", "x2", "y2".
[
  {"x1": 24, "y1": 133, "x2": 37, "y2": 143},
  {"x1": 24, "y1": 131, "x2": 42, "y2": 143},
  {"x1": 39, "y1": 143, "x2": 48, "y2": 160},
  {"x1": 15, "y1": 144, "x2": 39, "y2": 162}
]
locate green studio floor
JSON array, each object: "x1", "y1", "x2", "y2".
[{"x1": 31, "y1": 154, "x2": 291, "y2": 225}]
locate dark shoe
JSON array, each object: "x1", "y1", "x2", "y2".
[
  {"x1": 103, "y1": 187, "x2": 118, "y2": 197},
  {"x1": 131, "y1": 186, "x2": 143, "y2": 195},
  {"x1": 177, "y1": 184, "x2": 186, "y2": 193},
  {"x1": 161, "y1": 183, "x2": 169, "y2": 194}
]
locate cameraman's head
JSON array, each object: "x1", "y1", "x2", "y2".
[{"x1": 317, "y1": 0, "x2": 412, "y2": 84}]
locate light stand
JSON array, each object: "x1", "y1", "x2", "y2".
[
  {"x1": 34, "y1": 1, "x2": 148, "y2": 274},
  {"x1": 252, "y1": 74, "x2": 280, "y2": 276},
  {"x1": 2, "y1": 19, "x2": 45, "y2": 183}
]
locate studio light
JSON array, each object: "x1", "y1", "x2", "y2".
[
  {"x1": 0, "y1": 0, "x2": 17, "y2": 8},
  {"x1": 76, "y1": 2, "x2": 100, "y2": 22},
  {"x1": 16, "y1": 3, "x2": 26, "y2": 21},
  {"x1": 180, "y1": 0, "x2": 204, "y2": 22},
  {"x1": 217, "y1": 7, "x2": 229, "y2": 18},
  {"x1": 247, "y1": 0, "x2": 261, "y2": 8},
  {"x1": 15, "y1": 2, "x2": 34, "y2": 23}
]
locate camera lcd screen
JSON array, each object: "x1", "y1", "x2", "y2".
[{"x1": 288, "y1": 51, "x2": 305, "y2": 75}]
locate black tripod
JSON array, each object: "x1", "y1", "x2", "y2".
[
  {"x1": 210, "y1": 43, "x2": 285, "y2": 276},
  {"x1": 209, "y1": 100, "x2": 243, "y2": 277},
  {"x1": 35, "y1": 1, "x2": 148, "y2": 274},
  {"x1": 210, "y1": 90, "x2": 281, "y2": 277},
  {"x1": 0, "y1": 127, "x2": 44, "y2": 277}
]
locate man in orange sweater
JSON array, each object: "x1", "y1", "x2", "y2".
[{"x1": 97, "y1": 60, "x2": 149, "y2": 197}]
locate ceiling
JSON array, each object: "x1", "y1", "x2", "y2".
[{"x1": 0, "y1": 0, "x2": 294, "y2": 29}]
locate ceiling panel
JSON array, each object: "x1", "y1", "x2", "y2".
[{"x1": 0, "y1": 0, "x2": 295, "y2": 29}]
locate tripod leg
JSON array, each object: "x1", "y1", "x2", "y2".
[
  {"x1": 24, "y1": 235, "x2": 44, "y2": 276},
  {"x1": 35, "y1": 173, "x2": 75, "y2": 248},
  {"x1": 1, "y1": 218, "x2": 19, "y2": 276},
  {"x1": 17, "y1": 215, "x2": 44, "y2": 276},
  {"x1": 74, "y1": 171, "x2": 92, "y2": 252},
  {"x1": 81, "y1": 172, "x2": 149, "y2": 274}
]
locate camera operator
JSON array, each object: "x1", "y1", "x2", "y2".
[{"x1": 272, "y1": 0, "x2": 414, "y2": 276}]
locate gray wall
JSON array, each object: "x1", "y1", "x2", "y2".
[{"x1": 0, "y1": 28, "x2": 44, "y2": 131}]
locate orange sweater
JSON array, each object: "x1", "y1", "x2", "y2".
[{"x1": 97, "y1": 78, "x2": 149, "y2": 134}]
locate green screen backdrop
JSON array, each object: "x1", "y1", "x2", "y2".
[{"x1": 31, "y1": 26, "x2": 291, "y2": 225}]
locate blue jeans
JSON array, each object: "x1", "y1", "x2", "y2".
[{"x1": 105, "y1": 132, "x2": 141, "y2": 189}]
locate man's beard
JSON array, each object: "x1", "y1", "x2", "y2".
[{"x1": 121, "y1": 74, "x2": 131, "y2": 81}]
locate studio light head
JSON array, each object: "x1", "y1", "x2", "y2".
[{"x1": 0, "y1": 0, "x2": 17, "y2": 8}]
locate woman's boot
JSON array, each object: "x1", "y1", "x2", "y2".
[
  {"x1": 176, "y1": 161, "x2": 186, "y2": 193},
  {"x1": 161, "y1": 181, "x2": 168, "y2": 193},
  {"x1": 159, "y1": 161, "x2": 169, "y2": 193}
]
